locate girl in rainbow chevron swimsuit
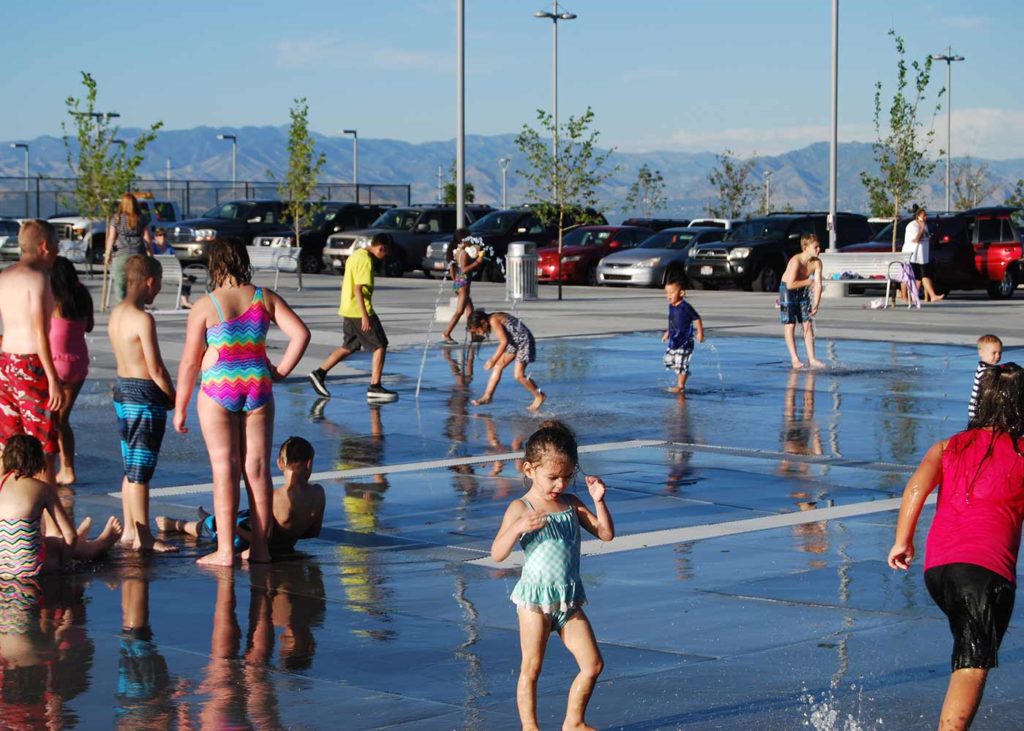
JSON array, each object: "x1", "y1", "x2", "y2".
[{"x1": 174, "y1": 241, "x2": 310, "y2": 567}]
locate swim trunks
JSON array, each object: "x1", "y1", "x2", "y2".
[
  {"x1": 501, "y1": 315, "x2": 536, "y2": 365},
  {"x1": 925, "y1": 562, "x2": 1015, "y2": 670},
  {"x1": 114, "y1": 378, "x2": 169, "y2": 485},
  {"x1": 201, "y1": 287, "x2": 273, "y2": 413},
  {"x1": 664, "y1": 345, "x2": 694, "y2": 374},
  {"x1": 0, "y1": 352, "x2": 58, "y2": 455},
  {"x1": 201, "y1": 509, "x2": 251, "y2": 551},
  {"x1": 778, "y1": 284, "x2": 812, "y2": 325}
]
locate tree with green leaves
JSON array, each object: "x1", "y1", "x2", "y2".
[
  {"x1": 707, "y1": 149, "x2": 758, "y2": 219},
  {"x1": 859, "y1": 31, "x2": 943, "y2": 251},
  {"x1": 62, "y1": 71, "x2": 162, "y2": 220},
  {"x1": 442, "y1": 161, "x2": 475, "y2": 204},
  {"x1": 275, "y1": 98, "x2": 326, "y2": 262},
  {"x1": 950, "y1": 156, "x2": 995, "y2": 211},
  {"x1": 1005, "y1": 179, "x2": 1024, "y2": 225},
  {"x1": 623, "y1": 163, "x2": 666, "y2": 217}
]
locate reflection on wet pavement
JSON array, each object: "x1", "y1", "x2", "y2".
[{"x1": 5, "y1": 333, "x2": 1022, "y2": 729}]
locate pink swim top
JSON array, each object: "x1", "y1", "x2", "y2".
[
  {"x1": 925, "y1": 429, "x2": 1024, "y2": 583},
  {"x1": 49, "y1": 317, "x2": 89, "y2": 384}
]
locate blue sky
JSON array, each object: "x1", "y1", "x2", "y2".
[{"x1": 4, "y1": 0, "x2": 1022, "y2": 159}]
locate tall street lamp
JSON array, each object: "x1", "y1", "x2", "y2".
[
  {"x1": 930, "y1": 47, "x2": 965, "y2": 212},
  {"x1": 499, "y1": 157, "x2": 511, "y2": 209},
  {"x1": 534, "y1": 1, "x2": 577, "y2": 301},
  {"x1": 9, "y1": 143, "x2": 29, "y2": 217},
  {"x1": 343, "y1": 129, "x2": 358, "y2": 204},
  {"x1": 216, "y1": 134, "x2": 238, "y2": 197}
]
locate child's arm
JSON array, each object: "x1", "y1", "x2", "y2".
[
  {"x1": 572, "y1": 477, "x2": 615, "y2": 541},
  {"x1": 490, "y1": 500, "x2": 547, "y2": 562},
  {"x1": 485, "y1": 316, "x2": 509, "y2": 369},
  {"x1": 781, "y1": 256, "x2": 814, "y2": 289},
  {"x1": 29, "y1": 278, "x2": 63, "y2": 412},
  {"x1": 264, "y1": 290, "x2": 311, "y2": 380},
  {"x1": 810, "y1": 261, "x2": 823, "y2": 315},
  {"x1": 299, "y1": 485, "x2": 326, "y2": 539},
  {"x1": 42, "y1": 482, "x2": 78, "y2": 548},
  {"x1": 173, "y1": 305, "x2": 209, "y2": 433},
  {"x1": 661, "y1": 327, "x2": 669, "y2": 343},
  {"x1": 139, "y1": 312, "x2": 176, "y2": 404},
  {"x1": 694, "y1": 317, "x2": 705, "y2": 343},
  {"x1": 888, "y1": 440, "x2": 945, "y2": 570},
  {"x1": 462, "y1": 248, "x2": 484, "y2": 274}
]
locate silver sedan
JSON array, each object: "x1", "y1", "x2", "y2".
[{"x1": 596, "y1": 227, "x2": 725, "y2": 287}]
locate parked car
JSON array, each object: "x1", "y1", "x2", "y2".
[
  {"x1": 49, "y1": 195, "x2": 184, "y2": 265},
  {"x1": 840, "y1": 206, "x2": 1023, "y2": 299},
  {"x1": 322, "y1": 204, "x2": 494, "y2": 277},
  {"x1": 167, "y1": 200, "x2": 289, "y2": 265},
  {"x1": 687, "y1": 217, "x2": 734, "y2": 229},
  {"x1": 251, "y1": 202, "x2": 393, "y2": 273},
  {"x1": 621, "y1": 217, "x2": 690, "y2": 231},
  {"x1": 597, "y1": 226, "x2": 725, "y2": 287},
  {"x1": 536, "y1": 226, "x2": 653, "y2": 285},
  {"x1": 0, "y1": 218, "x2": 22, "y2": 261},
  {"x1": 686, "y1": 212, "x2": 872, "y2": 291}
]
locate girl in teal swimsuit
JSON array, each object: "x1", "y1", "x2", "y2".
[{"x1": 491, "y1": 420, "x2": 615, "y2": 731}]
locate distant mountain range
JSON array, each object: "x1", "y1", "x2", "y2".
[{"x1": 3, "y1": 125, "x2": 1023, "y2": 217}]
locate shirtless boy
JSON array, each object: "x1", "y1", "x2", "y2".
[
  {"x1": 157, "y1": 436, "x2": 325, "y2": 555},
  {"x1": 108, "y1": 255, "x2": 177, "y2": 552},
  {"x1": 0, "y1": 220, "x2": 64, "y2": 480},
  {"x1": 779, "y1": 234, "x2": 825, "y2": 369}
]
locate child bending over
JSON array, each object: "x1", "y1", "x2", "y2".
[{"x1": 467, "y1": 309, "x2": 545, "y2": 411}]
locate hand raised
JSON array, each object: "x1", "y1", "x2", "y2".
[{"x1": 585, "y1": 475, "x2": 606, "y2": 502}]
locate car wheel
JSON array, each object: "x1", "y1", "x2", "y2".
[
  {"x1": 987, "y1": 268, "x2": 1017, "y2": 299},
  {"x1": 300, "y1": 252, "x2": 321, "y2": 274},
  {"x1": 484, "y1": 259, "x2": 505, "y2": 283},
  {"x1": 88, "y1": 235, "x2": 104, "y2": 265},
  {"x1": 383, "y1": 252, "x2": 405, "y2": 278},
  {"x1": 689, "y1": 278, "x2": 718, "y2": 291},
  {"x1": 753, "y1": 265, "x2": 782, "y2": 293},
  {"x1": 585, "y1": 265, "x2": 598, "y2": 286},
  {"x1": 661, "y1": 265, "x2": 688, "y2": 287},
  {"x1": 422, "y1": 268, "x2": 433, "y2": 279}
]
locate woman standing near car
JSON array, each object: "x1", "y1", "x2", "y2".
[
  {"x1": 105, "y1": 193, "x2": 153, "y2": 305},
  {"x1": 902, "y1": 206, "x2": 944, "y2": 303}
]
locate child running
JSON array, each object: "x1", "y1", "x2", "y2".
[
  {"x1": 156, "y1": 436, "x2": 325, "y2": 555},
  {"x1": 779, "y1": 233, "x2": 824, "y2": 369},
  {"x1": 662, "y1": 277, "x2": 705, "y2": 394},
  {"x1": 888, "y1": 363, "x2": 1024, "y2": 730},
  {"x1": 441, "y1": 228, "x2": 485, "y2": 344},
  {"x1": 467, "y1": 309, "x2": 545, "y2": 411},
  {"x1": 968, "y1": 334, "x2": 1002, "y2": 421},
  {"x1": 491, "y1": 420, "x2": 614, "y2": 731},
  {"x1": 108, "y1": 255, "x2": 177, "y2": 553}
]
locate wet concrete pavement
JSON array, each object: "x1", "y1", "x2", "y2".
[{"x1": 4, "y1": 272, "x2": 1024, "y2": 730}]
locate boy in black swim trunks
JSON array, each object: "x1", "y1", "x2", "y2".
[{"x1": 779, "y1": 234, "x2": 824, "y2": 370}]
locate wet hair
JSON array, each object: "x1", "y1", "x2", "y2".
[
  {"x1": 978, "y1": 334, "x2": 1003, "y2": 348},
  {"x1": 2, "y1": 434, "x2": 45, "y2": 479},
  {"x1": 446, "y1": 227, "x2": 471, "y2": 263},
  {"x1": 968, "y1": 363, "x2": 1024, "y2": 444},
  {"x1": 524, "y1": 420, "x2": 579, "y2": 468},
  {"x1": 369, "y1": 232, "x2": 392, "y2": 250},
  {"x1": 467, "y1": 309, "x2": 491, "y2": 332},
  {"x1": 800, "y1": 233, "x2": 820, "y2": 251},
  {"x1": 18, "y1": 219, "x2": 56, "y2": 255},
  {"x1": 50, "y1": 256, "x2": 93, "y2": 320},
  {"x1": 123, "y1": 253, "x2": 162, "y2": 289},
  {"x1": 208, "y1": 240, "x2": 252, "y2": 286},
  {"x1": 279, "y1": 436, "x2": 315, "y2": 467}
]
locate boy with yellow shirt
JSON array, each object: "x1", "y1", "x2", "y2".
[{"x1": 308, "y1": 234, "x2": 397, "y2": 402}]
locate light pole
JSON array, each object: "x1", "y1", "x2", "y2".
[
  {"x1": 10, "y1": 143, "x2": 29, "y2": 217},
  {"x1": 828, "y1": 0, "x2": 838, "y2": 251},
  {"x1": 535, "y1": 1, "x2": 577, "y2": 301},
  {"x1": 343, "y1": 129, "x2": 358, "y2": 204},
  {"x1": 456, "y1": 0, "x2": 466, "y2": 227},
  {"x1": 499, "y1": 157, "x2": 511, "y2": 209},
  {"x1": 931, "y1": 47, "x2": 965, "y2": 212},
  {"x1": 763, "y1": 170, "x2": 772, "y2": 213},
  {"x1": 216, "y1": 134, "x2": 237, "y2": 197}
]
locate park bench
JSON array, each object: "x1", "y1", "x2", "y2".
[
  {"x1": 154, "y1": 254, "x2": 187, "y2": 310},
  {"x1": 819, "y1": 251, "x2": 913, "y2": 308},
  {"x1": 248, "y1": 246, "x2": 302, "y2": 291}
]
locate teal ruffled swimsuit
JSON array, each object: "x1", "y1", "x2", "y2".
[{"x1": 510, "y1": 497, "x2": 586, "y2": 631}]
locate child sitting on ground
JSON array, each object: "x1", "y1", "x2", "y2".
[
  {"x1": 661, "y1": 278, "x2": 705, "y2": 394},
  {"x1": 969, "y1": 334, "x2": 1002, "y2": 421},
  {"x1": 467, "y1": 309, "x2": 545, "y2": 411},
  {"x1": 156, "y1": 436, "x2": 325, "y2": 555},
  {"x1": 0, "y1": 434, "x2": 121, "y2": 577}
]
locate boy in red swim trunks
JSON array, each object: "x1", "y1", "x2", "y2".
[{"x1": 0, "y1": 220, "x2": 64, "y2": 481}]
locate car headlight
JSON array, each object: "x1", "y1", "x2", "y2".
[
  {"x1": 728, "y1": 247, "x2": 752, "y2": 259},
  {"x1": 273, "y1": 236, "x2": 294, "y2": 247},
  {"x1": 188, "y1": 245, "x2": 205, "y2": 256},
  {"x1": 194, "y1": 229, "x2": 217, "y2": 242},
  {"x1": 72, "y1": 226, "x2": 87, "y2": 239},
  {"x1": 561, "y1": 255, "x2": 582, "y2": 263},
  {"x1": 353, "y1": 236, "x2": 372, "y2": 250},
  {"x1": 634, "y1": 257, "x2": 661, "y2": 268}
]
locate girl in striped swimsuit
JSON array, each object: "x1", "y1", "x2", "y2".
[{"x1": 174, "y1": 241, "x2": 310, "y2": 567}]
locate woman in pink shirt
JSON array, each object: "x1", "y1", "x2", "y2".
[{"x1": 889, "y1": 363, "x2": 1024, "y2": 730}]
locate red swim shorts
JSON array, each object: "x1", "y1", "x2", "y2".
[{"x1": 0, "y1": 353, "x2": 58, "y2": 455}]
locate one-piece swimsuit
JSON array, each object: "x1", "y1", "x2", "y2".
[
  {"x1": 0, "y1": 471, "x2": 44, "y2": 579},
  {"x1": 201, "y1": 287, "x2": 273, "y2": 412},
  {"x1": 510, "y1": 496, "x2": 586, "y2": 631}
]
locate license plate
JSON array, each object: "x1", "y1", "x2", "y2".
[
  {"x1": 700, "y1": 266, "x2": 713, "y2": 276},
  {"x1": 433, "y1": 262, "x2": 446, "y2": 270}
]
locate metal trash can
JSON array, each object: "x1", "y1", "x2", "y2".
[{"x1": 506, "y1": 241, "x2": 538, "y2": 301}]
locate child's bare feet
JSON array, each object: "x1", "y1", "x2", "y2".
[
  {"x1": 197, "y1": 550, "x2": 236, "y2": 567},
  {"x1": 56, "y1": 467, "x2": 76, "y2": 485},
  {"x1": 791, "y1": 360, "x2": 806, "y2": 369},
  {"x1": 76, "y1": 516, "x2": 93, "y2": 538},
  {"x1": 929, "y1": 293, "x2": 945, "y2": 302},
  {"x1": 241, "y1": 546, "x2": 272, "y2": 564},
  {"x1": 809, "y1": 359, "x2": 827, "y2": 369},
  {"x1": 527, "y1": 392, "x2": 546, "y2": 412},
  {"x1": 667, "y1": 386, "x2": 682, "y2": 394},
  {"x1": 154, "y1": 516, "x2": 172, "y2": 532},
  {"x1": 471, "y1": 397, "x2": 492, "y2": 406},
  {"x1": 97, "y1": 516, "x2": 123, "y2": 546},
  {"x1": 562, "y1": 723, "x2": 597, "y2": 731}
]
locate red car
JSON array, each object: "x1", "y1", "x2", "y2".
[{"x1": 537, "y1": 225, "x2": 654, "y2": 285}]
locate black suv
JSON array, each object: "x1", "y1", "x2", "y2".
[
  {"x1": 686, "y1": 212, "x2": 872, "y2": 291},
  {"x1": 321, "y1": 204, "x2": 494, "y2": 277},
  {"x1": 168, "y1": 200, "x2": 289, "y2": 264},
  {"x1": 621, "y1": 217, "x2": 691, "y2": 231},
  {"x1": 251, "y1": 202, "x2": 393, "y2": 273}
]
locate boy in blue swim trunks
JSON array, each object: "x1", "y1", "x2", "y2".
[
  {"x1": 779, "y1": 234, "x2": 825, "y2": 370},
  {"x1": 662, "y1": 278, "x2": 705, "y2": 394},
  {"x1": 157, "y1": 436, "x2": 325, "y2": 555}
]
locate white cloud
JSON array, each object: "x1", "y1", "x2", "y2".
[{"x1": 275, "y1": 37, "x2": 450, "y2": 74}]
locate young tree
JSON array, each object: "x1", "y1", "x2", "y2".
[
  {"x1": 442, "y1": 160, "x2": 475, "y2": 204},
  {"x1": 859, "y1": 31, "x2": 943, "y2": 251},
  {"x1": 950, "y1": 156, "x2": 996, "y2": 210},
  {"x1": 275, "y1": 97, "x2": 326, "y2": 263},
  {"x1": 1005, "y1": 179, "x2": 1024, "y2": 225},
  {"x1": 707, "y1": 149, "x2": 758, "y2": 219},
  {"x1": 623, "y1": 163, "x2": 666, "y2": 217},
  {"x1": 62, "y1": 71, "x2": 162, "y2": 220}
]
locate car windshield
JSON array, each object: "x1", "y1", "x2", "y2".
[
  {"x1": 562, "y1": 229, "x2": 612, "y2": 247},
  {"x1": 0, "y1": 221, "x2": 19, "y2": 235},
  {"x1": 371, "y1": 208, "x2": 419, "y2": 231},
  {"x1": 469, "y1": 210, "x2": 518, "y2": 234},
  {"x1": 871, "y1": 220, "x2": 909, "y2": 243},
  {"x1": 201, "y1": 202, "x2": 255, "y2": 221},
  {"x1": 724, "y1": 219, "x2": 789, "y2": 241},
  {"x1": 637, "y1": 230, "x2": 697, "y2": 250},
  {"x1": 309, "y1": 208, "x2": 339, "y2": 227}
]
